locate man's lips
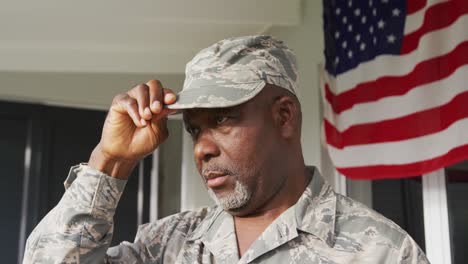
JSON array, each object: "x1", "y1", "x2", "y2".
[{"x1": 204, "y1": 172, "x2": 229, "y2": 188}]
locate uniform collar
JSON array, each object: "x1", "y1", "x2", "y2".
[
  {"x1": 186, "y1": 206, "x2": 224, "y2": 241},
  {"x1": 187, "y1": 207, "x2": 240, "y2": 262},
  {"x1": 294, "y1": 167, "x2": 337, "y2": 247},
  {"x1": 186, "y1": 167, "x2": 337, "y2": 257}
]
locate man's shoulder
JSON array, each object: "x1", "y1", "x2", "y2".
[{"x1": 334, "y1": 193, "x2": 409, "y2": 248}]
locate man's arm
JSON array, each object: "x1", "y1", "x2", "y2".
[
  {"x1": 23, "y1": 164, "x2": 127, "y2": 263},
  {"x1": 23, "y1": 80, "x2": 177, "y2": 263},
  {"x1": 397, "y1": 235, "x2": 431, "y2": 264}
]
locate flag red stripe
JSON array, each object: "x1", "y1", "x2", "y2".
[
  {"x1": 406, "y1": 0, "x2": 427, "y2": 15},
  {"x1": 325, "y1": 90, "x2": 468, "y2": 148},
  {"x1": 335, "y1": 143, "x2": 468, "y2": 179},
  {"x1": 325, "y1": 41, "x2": 468, "y2": 114},
  {"x1": 401, "y1": 0, "x2": 468, "y2": 54}
]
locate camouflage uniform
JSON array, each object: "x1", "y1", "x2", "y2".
[
  {"x1": 24, "y1": 165, "x2": 428, "y2": 263},
  {"x1": 24, "y1": 36, "x2": 429, "y2": 263}
]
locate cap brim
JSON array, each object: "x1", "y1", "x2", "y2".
[{"x1": 166, "y1": 80, "x2": 265, "y2": 111}]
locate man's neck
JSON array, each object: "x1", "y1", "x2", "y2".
[
  {"x1": 233, "y1": 206, "x2": 287, "y2": 257},
  {"x1": 240, "y1": 165, "x2": 312, "y2": 218},
  {"x1": 233, "y1": 165, "x2": 312, "y2": 256}
]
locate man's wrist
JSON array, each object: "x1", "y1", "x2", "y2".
[{"x1": 88, "y1": 144, "x2": 139, "y2": 180}]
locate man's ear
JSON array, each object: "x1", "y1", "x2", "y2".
[{"x1": 272, "y1": 96, "x2": 297, "y2": 139}]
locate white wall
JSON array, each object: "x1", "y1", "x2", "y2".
[{"x1": 0, "y1": 71, "x2": 184, "y2": 110}]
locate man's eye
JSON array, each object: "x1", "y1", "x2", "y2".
[
  {"x1": 187, "y1": 127, "x2": 199, "y2": 137},
  {"x1": 215, "y1": 116, "x2": 229, "y2": 125}
]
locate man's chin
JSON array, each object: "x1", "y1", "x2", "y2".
[
  {"x1": 207, "y1": 183, "x2": 252, "y2": 212},
  {"x1": 223, "y1": 204, "x2": 252, "y2": 216}
]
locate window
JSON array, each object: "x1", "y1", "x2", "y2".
[
  {"x1": 0, "y1": 101, "x2": 184, "y2": 262},
  {"x1": 445, "y1": 162, "x2": 468, "y2": 264}
]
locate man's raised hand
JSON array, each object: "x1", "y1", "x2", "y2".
[{"x1": 89, "y1": 80, "x2": 177, "y2": 179}]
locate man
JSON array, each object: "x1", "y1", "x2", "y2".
[{"x1": 23, "y1": 36, "x2": 429, "y2": 263}]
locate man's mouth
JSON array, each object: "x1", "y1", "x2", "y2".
[{"x1": 204, "y1": 172, "x2": 229, "y2": 188}]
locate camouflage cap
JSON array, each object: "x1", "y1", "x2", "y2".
[{"x1": 167, "y1": 35, "x2": 298, "y2": 110}]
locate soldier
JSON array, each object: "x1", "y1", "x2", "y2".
[{"x1": 23, "y1": 36, "x2": 429, "y2": 263}]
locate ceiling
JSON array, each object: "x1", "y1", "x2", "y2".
[{"x1": 0, "y1": 0, "x2": 301, "y2": 74}]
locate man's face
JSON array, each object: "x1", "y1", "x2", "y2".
[{"x1": 183, "y1": 91, "x2": 286, "y2": 215}]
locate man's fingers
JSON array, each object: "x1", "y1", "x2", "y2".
[
  {"x1": 111, "y1": 93, "x2": 145, "y2": 127},
  {"x1": 160, "y1": 108, "x2": 178, "y2": 117},
  {"x1": 148, "y1": 108, "x2": 178, "y2": 127},
  {"x1": 146, "y1": 80, "x2": 178, "y2": 112},
  {"x1": 110, "y1": 80, "x2": 177, "y2": 128},
  {"x1": 128, "y1": 84, "x2": 152, "y2": 120},
  {"x1": 147, "y1": 80, "x2": 164, "y2": 114},
  {"x1": 163, "y1": 89, "x2": 177, "y2": 105}
]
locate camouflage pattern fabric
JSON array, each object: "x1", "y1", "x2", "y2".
[
  {"x1": 167, "y1": 35, "x2": 298, "y2": 110},
  {"x1": 23, "y1": 165, "x2": 429, "y2": 263}
]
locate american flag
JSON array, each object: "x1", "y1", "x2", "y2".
[{"x1": 321, "y1": 0, "x2": 468, "y2": 179}]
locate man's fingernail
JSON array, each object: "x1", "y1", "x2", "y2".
[
  {"x1": 141, "y1": 119, "x2": 147, "y2": 126},
  {"x1": 144, "y1": 107, "x2": 152, "y2": 116},
  {"x1": 152, "y1": 101, "x2": 161, "y2": 112},
  {"x1": 165, "y1": 94, "x2": 176, "y2": 102}
]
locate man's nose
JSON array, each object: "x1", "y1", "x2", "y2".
[{"x1": 193, "y1": 131, "x2": 221, "y2": 162}]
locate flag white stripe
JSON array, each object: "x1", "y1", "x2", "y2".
[
  {"x1": 323, "y1": 64, "x2": 468, "y2": 132},
  {"x1": 404, "y1": 0, "x2": 449, "y2": 35},
  {"x1": 326, "y1": 14, "x2": 468, "y2": 95},
  {"x1": 327, "y1": 117, "x2": 468, "y2": 167}
]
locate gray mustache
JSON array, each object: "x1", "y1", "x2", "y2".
[{"x1": 201, "y1": 166, "x2": 234, "y2": 176}]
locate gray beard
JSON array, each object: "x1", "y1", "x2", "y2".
[{"x1": 208, "y1": 180, "x2": 252, "y2": 210}]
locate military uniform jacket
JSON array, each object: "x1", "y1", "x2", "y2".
[{"x1": 24, "y1": 165, "x2": 429, "y2": 263}]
